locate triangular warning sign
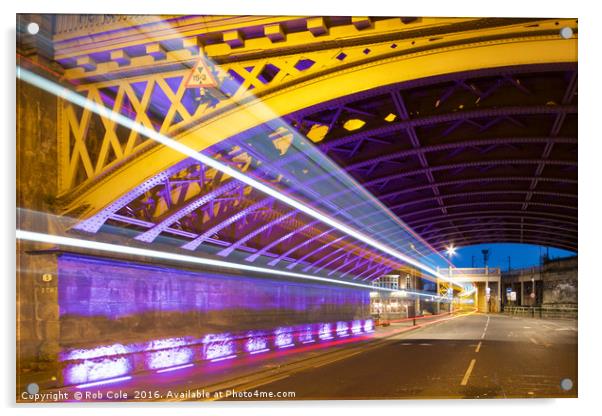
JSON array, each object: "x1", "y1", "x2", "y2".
[{"x1": 185, "y1": 56, "x2": 218, "y2": 88}]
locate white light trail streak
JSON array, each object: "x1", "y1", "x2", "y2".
[
  {"x1": 16, "y1": 229, "x2": 447, "y2": 299},
  {"x1": 17, "y1": 67, "x2": 459, "y2": 287}
]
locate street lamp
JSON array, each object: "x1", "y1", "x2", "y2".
[
  {"x1": 444, "y1": 245, "x2": 457, "y2": 314},
  {"x1": 445, "y1": 245, "x2": 457, "y2": 258}
]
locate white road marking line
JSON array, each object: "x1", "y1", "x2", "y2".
[
  {"x1": 475, "y1": 341, "x2": 482, "y2": 353},
  {"x1": 461, "y1": 359, "x2": 477, "y2": 386},
  {"x1": 479, "y1": 315, "x2": 490, "y2": 340}
]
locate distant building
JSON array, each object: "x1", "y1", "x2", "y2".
[
  {"x1": 501, "y1": 255, "x2": 577, "y2": 308},
  {"x1": 372, "y1": 274, "x2": 400, "y2": 290}
]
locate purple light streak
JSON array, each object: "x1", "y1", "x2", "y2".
[
  {"x1": 155, "y1": 363, "x2": 194, "y2": 373},
  {"x1": 75, "y1": 376, "x2": 132, "y2": 389},
  {"x1": 249, "y1": 348, "x2": 270, "y2": 355},
  {"x1": 210, "y1": 354, "x2": 237, "y2": 362}
]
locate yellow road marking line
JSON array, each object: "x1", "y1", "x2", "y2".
[
  {"x1": 206, "y1": 374, "x2": 292, "y2": 402},
  {"x1": 312, "y1": 351, "x2": 362, "y2": 368},
  {"x1": 461, "y1": 359, "x2": 477, "y2": 386},
  {"x1": 475, "y1": 341, "x2": 482, "y2": 353}
]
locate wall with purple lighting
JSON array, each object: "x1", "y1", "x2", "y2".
[
  {"x1": 57, "y1": 253, "x2": 369, "y2": 383},
  {"x1": 60, "y1": 317, "x2": 374, "y2": 386}
]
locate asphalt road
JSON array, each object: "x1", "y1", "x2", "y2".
[{"x1": 228, "y1": 313, "x2": 577, "y2": 400}]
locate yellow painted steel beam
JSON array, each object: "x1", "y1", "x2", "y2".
[
  {"x1": 61, "y1": 33, "x2": 577, "y2": 221},
  {"x1": 54, "y1": 16, "x2": 478, "y2": 66},
  {"x1": 56, "y1": 18, "x2": 577, "y2": 194}
]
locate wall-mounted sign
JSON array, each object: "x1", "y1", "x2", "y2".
[{"x1": 185, "y1": 56, "x2": 218, "y2": 89}]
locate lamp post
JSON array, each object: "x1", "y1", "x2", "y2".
[
  {"x1": 445, "y1": 245, "x2": 457, "y2": 314},
  {"x1": 482, "y1": 249, "x2": 490, "y2": 313}
]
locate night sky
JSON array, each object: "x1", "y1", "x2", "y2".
[{"x1": 447, "y1": 243, "x2": 576, "y2": 271}]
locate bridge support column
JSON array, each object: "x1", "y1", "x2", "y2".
[
  {"x1": 520, "y1": 281, "x2": 525, "y2": 306},
  {"x1": 17, "y1": 73, "x2": 63, "y2": 392}
]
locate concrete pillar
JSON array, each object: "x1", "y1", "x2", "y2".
[{"x1": 520, "y1": 281, "x2": 524, "y2": 306}]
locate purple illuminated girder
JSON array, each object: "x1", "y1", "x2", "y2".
[
  {"x1": 245, "y1": 219, "x2": 320, "y2": 262},
  {"x1": 345, "y1": 136, "x2": 576, "y2": 173},
  {"x1": 429, "y1": 227, "x2": 577, "y2": 242},
  {"x1": 363, "y1": 159, "x2": 576, "y2": 191},
  {"x1": 290, "y1": 63, "x2": 576, "y2": 120},
  {"x1": 523, "y1": 71, "x2": 577, "y2": 211},
  {"x1": 256, "y1": 217, "x2": 358, "y2": 266},
  {"x1": 352, "y1": 260, "x2": 381, "y2": 281},
  {"x1": 322, "y1": 105, "x2": 577, "y2": 152},
  {"x1": 328, "y1": 244, "x2": 376, "y2": 277},
  {"x1": 420, "y1": 225, "x2": 577, "y2": 241},
  {"x1": 431, "y1": 234, "x2": 576, "y2": 252},
  {"x1": 379, "y1": 176, "x2": 577, "y2": 203},
  {"x1": 74, "y1": 159, "x2": 197, "y2": 233},
  {"x1": 408, "y1": 210, "x2": 577, "y2": 228},
  {"x1": 390, "y1": 90, "x2": 444, "y2": 213},
  {"x1": 309, "y1": 246, "x2": 347, "y2": 273},
  {"x1": 388, "y1": 190, "x2": 576, "y2": 212},
  {"x1": 338, "y1": 256, "x2": 374, "y2": 280},
  {"x1": 227, "y1": 144, "x2": 575, "y2": 255},
  {"x1": 232, "y1": 134, "x2": 347, "y2": 216},
  {"x1": 135, "y1": 180, "x2": 241, "y2": 243},
  {"x1": 181, "y1": 199, "x2": 272, "y2": 251},
  {"x1": 299, "y1": 220, "x2": 417, "y2": 273},
  {"x1": 420, "y1": 221, "x2": 576, "y2": 236},
  {"x1": 358, "y1": 264, "x2": 390, "y2": 281},
  {"x1": 287, "y1": 235, "x2": 346, "y2": 270},
  {"x1": 217, "y1": 211, "x2": 297, "y2": 257},
  {"x1": 264, "y1": 205, "x2": 416, "y2": 270},
  {"x1": 267, "y1": 229, "x2": 335, "y2": 267},
  {"x1": 400, "y1": 201, "x2": 577, "y2": 222},
  {"x1": 327, "y1": 251, "x2": 364, "y2": 276}
]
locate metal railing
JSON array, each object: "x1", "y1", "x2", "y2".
[{"x1": 503, "y1": 306, "x2": 577, "y2": 319}]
